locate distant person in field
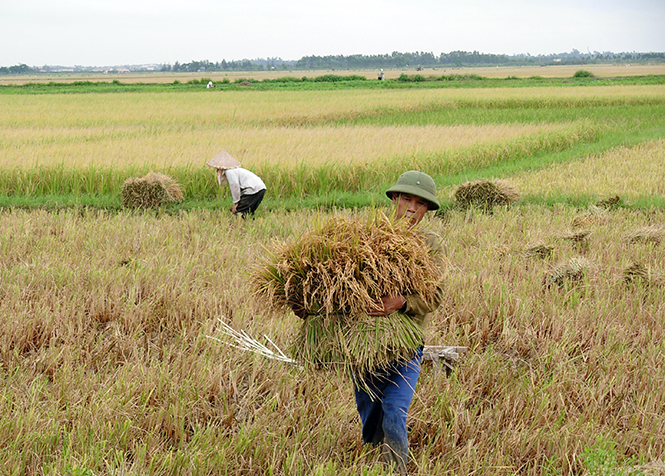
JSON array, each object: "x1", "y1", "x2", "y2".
[
  {"x1": 206, "y1": 81, "x2": 214, "y2": 89},
  {"x1": 378, "y1": 69, "x2": 385, "y2": 80},
  {"x1": 206, "y1": 151, "x2": 266, "y2": 218}
]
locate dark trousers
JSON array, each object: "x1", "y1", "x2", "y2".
[
  {"x1": 353, "y1": 348, "x2": 423, "y2": 473},
  {"x1": 234, "y1": 189, "x2": 266, "y2": 217}
]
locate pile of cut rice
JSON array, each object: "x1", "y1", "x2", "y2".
[
  {"x1": 454, "y1": 179, "x2": 520, "y2": 211},
  {"x1": 121, "y1": 172, "x2": 183, "y2": 209},
  {"x1": 252, "y1": 212, "x2": 441, "y2": 383}
]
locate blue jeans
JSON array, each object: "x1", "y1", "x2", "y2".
[{"x1": 353, "y1": 348, "x2": 423, "y2": 471}]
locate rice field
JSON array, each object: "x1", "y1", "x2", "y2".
[
  {"x1": 1, "y1": 79, "x2": 665, "y2": 474},
  {"x1": 1, "y1": 83, "x2": 664, "y2": 203},
  {"x1": 1, "y1": 203, "x2": 664, "y2": 475},
  {"x1": 511, "y1": 139, "x2": 665, "y2": 202},
  {"x1": 0, "y1": 119, "x2": 560, "y2": 170},
  {"x1": 2, "y1": 85, "x2": 664, "y2": 171}
]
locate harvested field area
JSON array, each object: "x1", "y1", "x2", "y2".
[
  {"x1": 1, "y1": 75, "x2": 665, "y2": 474},
  {"x1": 1, "y1": 205, "x2": 664, "y2": 474}
]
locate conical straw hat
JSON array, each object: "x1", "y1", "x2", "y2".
[{"x1": 206, "y1": 151, "x2": 241, "y2": 170}]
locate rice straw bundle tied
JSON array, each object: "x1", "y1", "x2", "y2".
[{"x1": 252, "y1": 212, "x2": 442, "y2": 383}]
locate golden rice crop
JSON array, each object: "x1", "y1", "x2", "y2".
[
  {"x1": 0, "y1": 121, "x2": 563, "y2": 170},
  {"x1": 4, "y1": 83, "x2": 659, "y2": 171},
  {"x1": 513, "y1": 139, "x2": 665, "y2": 200},
  {"x1": 5, "y1": 85, "x2": 662, "y2": 129}
]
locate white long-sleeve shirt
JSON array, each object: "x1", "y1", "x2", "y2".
[{"x1": 220, "y1": 168, "x2": 266, "y2": 203}]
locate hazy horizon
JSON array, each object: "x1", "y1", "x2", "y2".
[
  {"x1": 8, "y1": 48, "x2": 665, "y2": 70},
  {"x1": 2, "y1": 0, "x2": 664, "y2": 67}
]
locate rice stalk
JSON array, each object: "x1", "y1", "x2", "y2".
[
  {"x1": 290, "y1": 312, "x2": 424, "y2": 393},
  {"x1": 208, "y1": 319, "x2": 299, "y2": 366}
]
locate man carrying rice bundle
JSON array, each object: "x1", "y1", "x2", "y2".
[
  {"x1": 352, "y1": 170, "x2": 444, "y2": 474},
  {"x1": 253, "y1": 170, "x2": 444, "y2": 474}
]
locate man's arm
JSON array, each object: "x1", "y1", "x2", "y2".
[{"x1": 402, "y1": 283, "x2": 445, "y2": 325}]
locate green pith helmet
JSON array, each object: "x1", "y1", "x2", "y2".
[{"x1": 385, "y1": 170, "x2": 440, "y2": 210}]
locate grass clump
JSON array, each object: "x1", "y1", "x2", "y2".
[
  {"x1": 252, "y1": 212, "x2": 441, "y2": 384},
  {"x1": 573, "y1": 70, "x2": 596, "y2": 78},
  {"x1": 454, "y1": 179, "x2": 520, "y2": 211},
  {"x1": 121, "y1": 172, "x2": 183, "y2": 209}
]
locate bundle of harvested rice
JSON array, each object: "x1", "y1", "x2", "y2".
[
  {"x1": 543, "y1": 257, "x2": 592, "y2": 288},
  {"x1": 625, "y1": 226, "x2": 664, "y2": 245},
  {"x1": 595, "y1": 195, "x2": 621, "y2": 209},
  {"x1": 560, "y1": 229, "x2": 591, "y2": 253},
  {"x1": 624, "y1": 263, "x2": 650, "y2": 284},
  {"x1": 290, "y1": 313, "x2": 425, "y2": 375},
  {"x1": 121, "y1": 172, "x2": 183, "y2": 209},
  {"x1": 252, "y1": 212, "x2": 441, "y2": 381},
  {"x1": 571, "y1": 205, "x2": 609, "y2": 229},
  {"x1": 523, "y1": 243, "x2": 554, "y2": 259},
  {"x1": 623, "y1": 263, "x2": 663, "y2": 286},
  {"x1": 454, "y1": 179, "x2": 520, "y2": 211}
]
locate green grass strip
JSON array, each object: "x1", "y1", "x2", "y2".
[{"x1": 1, "y1": 74, "x2": 664, "y2": 95}]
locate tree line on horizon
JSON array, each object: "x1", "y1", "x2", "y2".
[
  {"x1": 159, "y1": 50, "x2": 665, "y2": 73},
  {"x1": 3, "y1": 50, "x2": 664, "y2": 74}
]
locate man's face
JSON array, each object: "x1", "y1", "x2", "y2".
[
  {"x1": 217, "y1": 169, "x2": 228, "y2": 186},
  {"x1": 392, "y1": 193, "x2": 429, "y2": 226}
]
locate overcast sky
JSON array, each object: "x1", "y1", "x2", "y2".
[{"x1": 2, "y1": 0, "x2": 664, "y2": 67}]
